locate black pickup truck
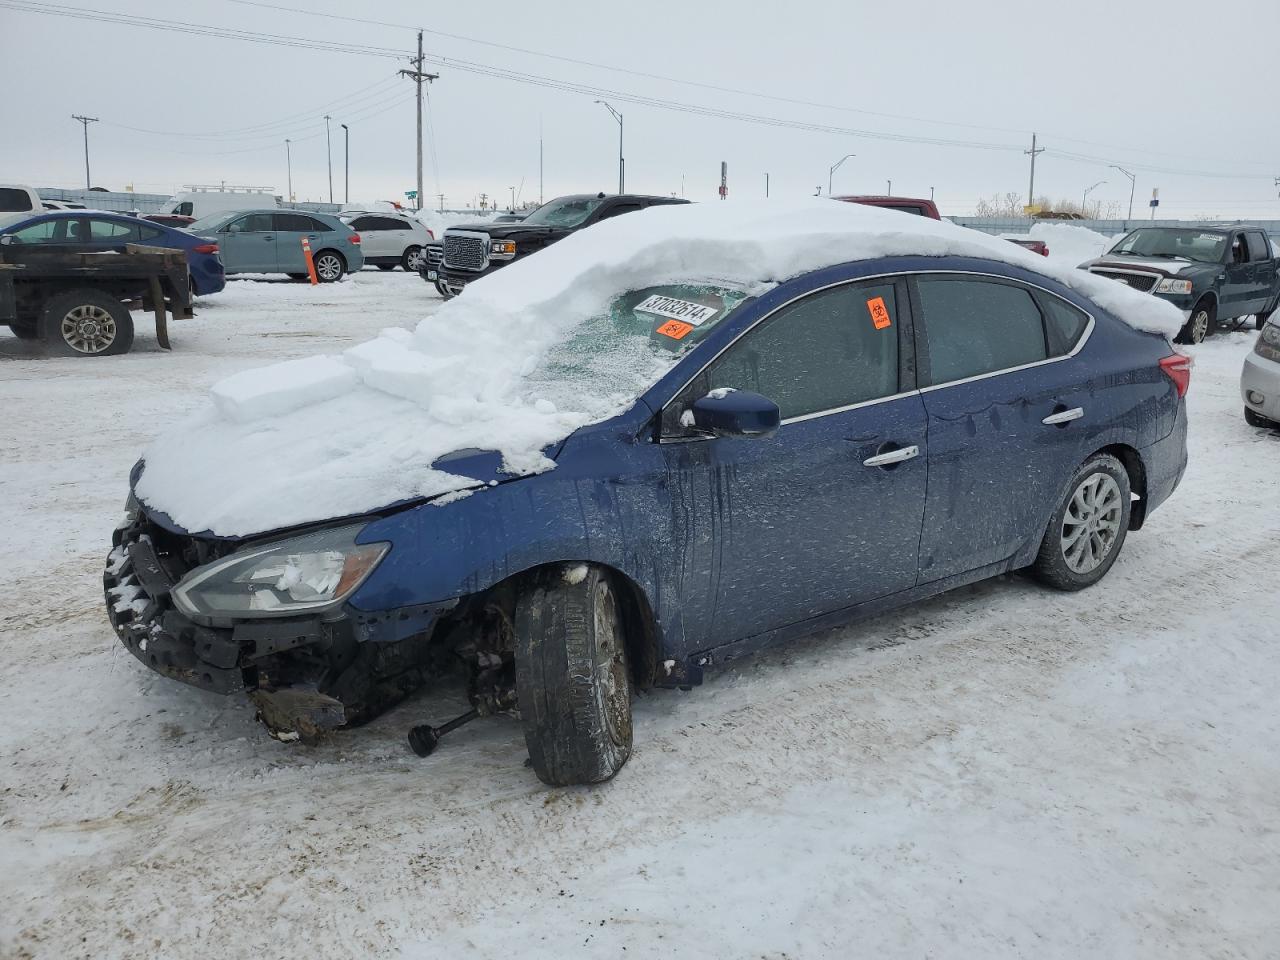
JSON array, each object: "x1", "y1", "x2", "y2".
[
  {"x1": 1080, "y1": 224, "x2": 1280, "y2": 344},
  {"x1": 421, "y1": 192, "x2": 689, "y2": 298}
]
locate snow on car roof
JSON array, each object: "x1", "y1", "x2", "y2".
[{"x1": 135, "y1": 198, "x2": 1185, "y2": 537}]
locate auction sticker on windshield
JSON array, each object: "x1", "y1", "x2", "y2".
[
  {"x1": 655, "y1": 319, "x2": 696, "y2": 340},
  {"x1": 634, "y1": 294, "x2": 720, "y2": 327}
]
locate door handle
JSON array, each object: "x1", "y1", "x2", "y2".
[
  {"x1": 1042, "y1": 407, "x2": 1084, "y2": 426},
  {"x1": 863, "y1": 445, "x2": 919, "y2": 468},
  {"x1": 263, "y1": 236, "x2": 274, "y2": 241}
]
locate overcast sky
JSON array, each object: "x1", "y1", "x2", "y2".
[{"x1": 3, "y1": 0, "x2": 1279, "y2": 218}]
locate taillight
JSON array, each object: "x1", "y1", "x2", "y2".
[
  {"x1": 348, "y1": 232, "x2": 361, "y2": 244},
  {"x1": 1160, "y1": 353, "x2": 1192, "y2": 398},
  {"x1": 192, "y1": 243, "x2": 218, "y2": 254},
  {"x1": 1040, "y1": 245, "x2": 1050, "y2": 257},
  {"x1": 426, "y1": 228, "x2": 435, "y2": 240}
]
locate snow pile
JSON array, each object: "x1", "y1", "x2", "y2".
[
  {"x1": 136, "y1": 198, "x2": 1185, "y2": 537},
  {"x1": 1027, "y1": 222, "x2": 1116, "y2": 267}
]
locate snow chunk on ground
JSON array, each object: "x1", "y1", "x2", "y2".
[
  {"x1": 210, "y1": 355, "x2": 358, "y2": 424},
  {"x1": 137, "y1": 199, "x2": 1185, "y2": 537}
]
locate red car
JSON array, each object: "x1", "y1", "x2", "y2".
[
  {"x1": 1006, "y1": 237, "x2": 1050, "y2": 257},
  {"x1": 143, "y1": 214, "x2": 196, "y2": 229},
  {"x1": 834, "y1": 195, "x2": 942, "y2": 219}
]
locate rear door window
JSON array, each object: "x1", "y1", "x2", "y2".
[
  {"x1": 88, "y1": 219, "x2": 140, "y2": 241},
  {"x1": 1247, "y1": 232, "x2": 1272, "y2": 262},
  {"x1": 1039, "y1": 295, "x2": 1090, "y2": 356},
  {"x1": 229, "y1": 213, "x2": 275, "y2": 233},
  {"x1": 914, "y1": 276, "x2": 1049, "y2": 385},
  {"x1": 274, "y1": 213, "x2": 327, "y2": 232}
]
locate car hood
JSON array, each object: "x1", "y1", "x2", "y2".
[
  {"x1": 130, "y1": 443, "x2": 564, "y2": 542},
  {"x1": 1081, "y1": 256, "x2": 1209, "y2": 276},
  {"x1": 446, "y1": 222, "x2": 569, "y2": 241}
]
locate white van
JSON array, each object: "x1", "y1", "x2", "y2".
[
  {"x1": 169, "y1": 186, "x2": 278, "y2": 220},
  {"x1": 0, "y1": 185, "x2": 43, "y2": 214}
]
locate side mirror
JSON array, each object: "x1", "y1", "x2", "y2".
[
  {"x1": 690, "y1": 388, "x2": 781, "y2": 439},
  {"x1": 0, "y1": 235, "x2": 13, "y2": 246}
]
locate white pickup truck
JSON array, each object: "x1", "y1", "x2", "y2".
[{"x1": 0, "y1": 185, "x2": 43, "y2": 215}]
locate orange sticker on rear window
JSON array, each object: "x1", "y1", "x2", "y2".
[
  {"x1": 867, "y1": 296, "x2": 892, "y2": 330},
  {"x1": 656, "y1": 319, "x2": 695, "y2": 340}
]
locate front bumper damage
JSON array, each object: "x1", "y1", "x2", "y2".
[{"x1": 105, "y1": 507, "x2": 453, "y2": 741}]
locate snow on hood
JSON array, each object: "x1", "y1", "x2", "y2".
[{"x1": 135, "y1": 198, "x2": 1185, "y2": 537}]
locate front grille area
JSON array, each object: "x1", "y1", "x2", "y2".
[
  {"x1": 443, "y1": 234, "x2": 487, "y2": 272},
  {"x1": 1091, "y1": 269, "x2": 1158, "y2": 293},
  {"x1": 424, "y1": 244, "x2": 442, "y2": 268}
]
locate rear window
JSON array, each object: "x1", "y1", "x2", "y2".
[{"x1": 0, "y1": 188, "x2": 35, "y2": 212}]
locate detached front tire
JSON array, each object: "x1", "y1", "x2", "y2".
[
  {"x1": 1032, "y1": 453, "x2": 1132, "y2": 591},
  {"x1": 514, "y1": 565, "x2": 633, "y2": 786},
  {"x1": 39, "y1": 288, "x2": 134, "y2": 356}
]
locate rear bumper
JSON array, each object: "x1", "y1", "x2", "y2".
[
  {"x1": 1140, "y1": 399, "x2": 1189, "y2": 519},
  {"x1": 1242, "y1": 351, "x2": 1280, "y2": 421}
]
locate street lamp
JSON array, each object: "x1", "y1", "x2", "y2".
[
  {"x1": 1082, "y1": 179, "x2": 1107, "y2": 218},
  {"x1": 324, "y1": 114, "x2": 333, "y2": 203},
  {"x1": 1110, "y1": 165, "x2": 1135, "y2": 220},
  {"x1": 828, "y1": 154, "x2": 855, "y2": 197},
  {"x1": 285, "y1": 139, "x2": 293, "y2": 202},
  {"x1": 594, "y1": 100, "x2": 624, "y2": 193},
  {"x1": 340, "y1": 123, "x2": 349, "y2": 204}
]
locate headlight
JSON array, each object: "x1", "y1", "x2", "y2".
[
  {"x1": 1155, "y1": 278, "x2": 1193, "y2": 295},
  {"x1": 172, "y1": 524, "x2": 389, "y2": 620},
  {"x1": 1256, "y1": 322, "x2": 1280, "y2": 362},
  {"x1": 490, "y1": 239, "x2": 516, "y2": 259}
]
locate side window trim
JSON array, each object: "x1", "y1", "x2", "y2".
[{"x1": 908, "y1": 272, "x2": 1096, "y2": 393}]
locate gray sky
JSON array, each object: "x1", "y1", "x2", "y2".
[{"x1": 3, "y1": 0, "x2": 1279, "y2": 218}]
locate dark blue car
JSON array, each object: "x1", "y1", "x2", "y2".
[
  {"x1": 106, "y1": 252, "x2": 1189, "y2": 786},
  {"x1": 0, "y1": 210, "x2": 225, "y2": 295}
]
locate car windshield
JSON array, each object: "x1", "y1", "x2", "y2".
[
  {"x1": 519, "y1": 196, "x2": 607, "y2": 228},
  {"x1": 519, "y1": 283, "x2": 752, "y2": 411},
  {"x1": 1109, "y1": 228, "x2": 1227, "y2": 262}
]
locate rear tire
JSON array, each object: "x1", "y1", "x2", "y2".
[
  {"x1": 313, "y1": 250, "x2": 346, "y2": 282},
  {"x1": 1031, "y1": 454, "x2": 1132, "y2": 591},
  {"x1": 402, "y1": 245, "x2": 424, "y2": 271},
  {"x1": 39, "y1": 289, "x2": 134, "y2": 357},
  {"x1": 514, "y1": 565, "x2": 633, "y2": 786},
  {"x1": 1245, "y1": 406, "x2": 1279, "y2": 428},
  {"x1": 1176, "y1": 298, "x2": 1214, "y2": 345}
]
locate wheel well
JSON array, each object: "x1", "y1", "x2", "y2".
[
  {"x1": 503, "y1": 562, "x2": 661, "y2": 690},
  {"x1": 1093, "y1": 443, "x2": 1148, "y2": 530},
  {"x1": 1193, "y1": 292, "x2": 1217, "y2": 317}
]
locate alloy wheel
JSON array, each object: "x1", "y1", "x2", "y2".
[
  {"x1": 1190, "y1": 309, "x2": 1210, "y2": 344},
  {"x1": 594, "y1": 581, "x2": 632, "y2": 750},
  {"x1": 60, "y1": 304, "x2": 117, "y2": 354},
  {"x1": 1060, "y1": 473, "x2": 1123, "y2": 573},
  {"x1": 316, "y1": 255, "x2": 342, "y2": 281}
]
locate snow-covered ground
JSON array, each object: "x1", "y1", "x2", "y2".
[{"x1": 2, "y1": 270, "x2": 1278, "y2": 959}]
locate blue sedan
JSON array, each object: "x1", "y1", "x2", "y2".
[
  {"x1": 0, "y1": 210, "x2": 225, "y2": 295},
  {"x1": 108, "y1": 247, "x2": 1189, "y2": 786}
]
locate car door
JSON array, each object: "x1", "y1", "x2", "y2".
[
  {"x1": 911, "y1": 273, "x2": 1094, "y2": 583},
  {"x1": 1246, "y1": 231, "x2": 1276, "y2": 313},
  {"x1": 1223, "y1": 232, "x2": 1255, "y2": 317},
  {"x1": 348, "y1": 216, "x2": 385, "y2": 258},
  {"x1": 220, "y1": 213, "x2": 277, "y2": 273},
  {"x1": 661, "y1": 276, "x2": 927, "y2": 648},
  {"x1": 273, "y1": 213, "x2": 329, "y2": 272},
  {"x1": 83, "y1": 218, "x2": 142, "y2": 250}
]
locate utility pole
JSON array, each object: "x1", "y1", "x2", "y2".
[
  {"x1": 1025, "y1": 132, "x2": 1044, "y2": 212},
  {"x1": 539, "y1": 133, "x2": 544, "y2": 205},
  {"x1": 400, "y1": 30, "x2": 439, "y2": 211},
  {"x1": 437, "y1": 193, "x2": 445, "y2": 213},
  {"x1": 509, "y1": 186, "x2": 515, "y2": 210},
  {"x1": 1111, "y1": 165, "x2": 1135, "y2": 220},
  {"x1": 765, "y1": 172, "x2": 769, "y2": 198},
  {"x1": 930, "y1": 186, "x2": 935, "y2": 201},
  {"x1": 324, "y1": 115, "x2": 333, "y2": 203},
  {"x1": 285, "y1": 139, "x2": 293, "y2": 201},
  {"x1": 594, "y1": 100, "x2": 624, "y2": 193},
  {"x1": 341, "y1": 123, "x2": 349, "y2": 204},
  {"x1": 886, "y1": 179, "x2": 892, "y2": 196},
  {"x1": 828, "y1": 154, "x2": 855, "y2": 197},
  {"x1": 71, "y1": 115, "x2": 98, "y2": 190}
]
